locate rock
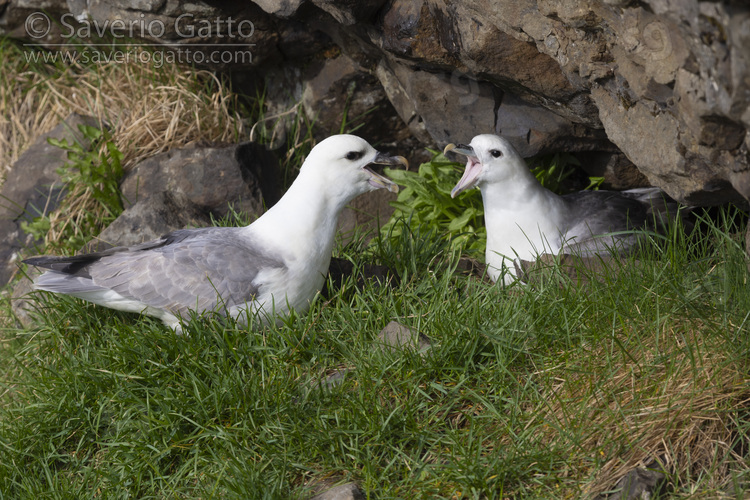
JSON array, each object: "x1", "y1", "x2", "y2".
[
  {"x1": 377, "y1": 0, "x2": 458, "y2": 67},
  {"x1": 88, "y1": 142, "x2": 274, "y2": 250},
  {"x1": 377, "y1": 320, "x2": 432, "y2": 354},
  {"x1": 251, "y1": 0, "x2": 306, "y2": 18},
  {"x1": 495, "y1": 92, "x2": 612, "y2": 157},
  {"x1": 235, "y1": 63, "x2": 307, "y2": 151},
  {"x1": 88, "y1": 191, "x2": 209, "y2": 250},
  {"x1": 374, "y1": 0, "x2": 603, "y2": 129},
  {"x1": 318, "y1": 367, "x2": 353, "y2": 390},
  {"x1": 336, "y1": 188, "x2": 397, "y2": 246},
  {"x1": 8, "y1": 267, "x2": 41, "y2": 328},
  {"x1": 591, "y1": 83, "x2": 742, "y2": 206},
  {"x1": 311, "y1": 0, "x2": 387, "y2": 26},
  {"x1": 0, "y1": 113, "x2": 102, "y2": 285},
  {"x1": 235, "y1": 142, "x2": 284, "y2": 208},
  {"x1": 301, "y1": 53, "x2": 409, "y2": 145},
  {"x1": 0, "y1": 0, "x2": 72, "y2": 45},
  {"x1": 454, "y1": 257, "x2": 488, "y2": 281},
  {"x1": 118, "y1": 142, "x2": 269, "y2": 216},
  {"x1": 502, "y1": 0, "x2": 750, "y2": 205},
  {"x1": 375, "y1": 58, "x2": 497, "y2": 148},
  {"x1": 373, "y1": 60, "x2": 432, "y2": 144},
  {"x1": 303, "y1": 366, "x2": 355, "y2": 393},
  {"x1": 376, "y1": 58, "x2": 610, "y2": 157},
  {"x1": 300, "y1": 366, "x2": 353, "y2": 397},
  {"x1": 575, "y1": 151, "x2": 650, "y2": 190},
  {"x1": 277, "y1": 20, "x2": 334, "y2": 60},
  {"x1": 308, "y1": 482, "x2": 366, "y2": 500},
  {"x1": 602, "y1": 467, "x2": 667, "y2": 500},
  {"x1": 378, "y1": 0, "x2": 584, "y2": 105}
]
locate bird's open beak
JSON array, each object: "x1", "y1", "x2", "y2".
[
  {"x1": 444, "y1": 143, "x2": 481, "y2": 198},
  {"x1": 364, "y1": 152, "x2": 408, "y2": 193}
]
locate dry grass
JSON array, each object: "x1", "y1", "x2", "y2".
[
  {"x1": 0, "y1": 42, "x2": 251, "y2": 257},
  {"x1": 524, "y1": 318, "x2": 750, "y2": 497},
  {"x1": 0, "y1": 43, "x2": 247, "y2": 185}
]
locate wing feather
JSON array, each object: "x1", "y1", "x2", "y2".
[
  {"x1": 560, "y1": 189, "x2": 683, "y2": 256},
  {"x1": 27, "y1": 227, "x2": 285, "y2": 318}
]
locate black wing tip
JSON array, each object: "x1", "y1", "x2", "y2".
[
  {"x1": 23, "y1": 254, "x2": 100, "y2": 276},
  {"x1": 23, "y1": 256, "x2": 60, "y2": 268}
]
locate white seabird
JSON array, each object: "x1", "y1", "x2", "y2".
[
  {"x1": 445, "y1": 134, "x2": 686, "y2": 284},
  {"x1": 24, "y1": 134, "x2": 407, "y2": 330}
]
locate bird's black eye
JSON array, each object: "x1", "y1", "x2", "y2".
[
  {"x1": 345, "y1": 151, "x2": 364, "y2": 161},
  {"x1": 489, "y1": 149, "x2": 503, "y2": 158}
]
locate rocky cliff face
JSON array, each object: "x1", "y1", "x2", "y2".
[{"x1": 3, "y1": 0, "x2": 748, "y2": 205}]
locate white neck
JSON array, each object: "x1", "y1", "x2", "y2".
[
  {"x1": 480, "y1": 163, "x2": 566, "y2": 215},
  {"x1": 243, "y1": 168, "x2": 350, "y2": 263}
]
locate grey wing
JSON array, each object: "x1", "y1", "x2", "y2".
[
  {"x1": 36, "y1": 227, "x2": 285, "y2": 318},
  {"x1": 93, "y1": 228, "x2": 285, "y2": 316},
  {"x1": 560, "y1": 190, "x2": 651, "y2": 256}
]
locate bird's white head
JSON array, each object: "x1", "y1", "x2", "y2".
[
  {"x1": 445, "y1": 134, "x2": 525, "y2": 198},
  {"x1": 300, "y1": 134, "x2": 407, "y2": 203}
]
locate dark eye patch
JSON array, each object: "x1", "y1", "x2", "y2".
[
  {"x1": 489, "y1": 149, "x2": 503, "y2": 158},
  {"x1": 345, "y1": 151, "x2": 365, "y2": 161}
]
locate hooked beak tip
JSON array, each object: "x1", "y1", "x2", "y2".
[
  {"x1": 371, "y1": 151, "x2": 409, "y2": 168},
  {"x1": 443, "y1": 143, "x2": 475, "y2": 158}
]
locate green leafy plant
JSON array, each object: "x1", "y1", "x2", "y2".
[
  {"x1": 379, "y1": 150, "x2": 487, "y2": 258},
  {"x1": 586, "y1": 175, "x2": 605, "y2": 190},
  {"x1": 528, "y1": 152, "x2": 580, "y2": 193},
  {"x1": 22, "y1": 125, "x2": 124, "y2": 252}
]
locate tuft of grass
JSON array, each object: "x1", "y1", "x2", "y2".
[{"x1": 1, "y1": 38, "x2": 250, "y2": 253}]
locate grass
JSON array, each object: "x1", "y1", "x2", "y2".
[
  {"x1": 2, "y1": 38, "x2": 750, "y2": 499},
  {"x1": 2, "y1": 207, "x2": 750, "y2": 498}
]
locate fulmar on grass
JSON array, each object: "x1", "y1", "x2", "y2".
[{"x1": 25, "y1": 134, "x2": 407, "y2": 330}]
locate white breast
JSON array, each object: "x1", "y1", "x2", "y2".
[
  {"x1": 483, "y1": 193, "x2": 568, "y2": 284},
  {"x1": 228, "y1": 253, "x2": 330, "y2": 327}
]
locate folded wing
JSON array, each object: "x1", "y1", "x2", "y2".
[{"x1": 28, "y1": 227, "x2": 285, "y2": 318}]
